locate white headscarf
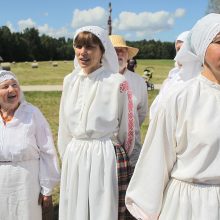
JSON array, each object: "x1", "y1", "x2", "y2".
[
  {"x1": 175, "y1": 13, "x2": 220, "y2": 80},
  {"x1": 0, "y1": 70, "x2": 25, "y2": 102},
  {"x1": 0, "y1": 70, "x2": 17, "y2": 84},
  {"x1": 176, "y1": 31, "x2": 190, "y2": 43},
  {"x1": 73, "y1": 26, "x2": 119, "y2": 74}
]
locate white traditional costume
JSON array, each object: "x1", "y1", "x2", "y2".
[
  {"x1": 0, "y1": 70, "x2": 60, "y2": 220},
  {"x1": 126, "y1": 13, "x2": 220, "y2": 220},
  {"x1": 58, "y1": 26, "x2": 135, "y2": 220}
]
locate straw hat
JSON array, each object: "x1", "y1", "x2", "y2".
[{"x1": 109, "y1": 35, "x2": 139, "y2": 59}]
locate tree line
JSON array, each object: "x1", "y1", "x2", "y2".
[{"x1": 0, "y1": 26, "x2": 176, "y2": 62}]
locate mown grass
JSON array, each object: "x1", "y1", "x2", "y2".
[
  {"x1": 136, "y1": 59, "x2": 174, "y2": 83},
  {"x1": 5, "y1": 61, "x2": 73, "y2": 85},
  {"x1": 3, "y1": 59, "x2": 174, "y2": 85}
]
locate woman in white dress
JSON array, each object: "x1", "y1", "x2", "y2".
[
  {"x1": 58, "y1": 26, "x2": 135, "y2": 220},
  {"x1": 125, "y1": 13, "x2": 220, "y2": 220},
  {"x1": 0, "y1": 70, "x2": 60, "y2": 220}
]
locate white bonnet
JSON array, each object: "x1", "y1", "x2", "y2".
[
  {"x1": 175, "y1": 13, "x2": 220, "y2": 80},
  {"x1": 73, "y1": 26, "x2": 119, "y2": 73},
  {"x1": 176, "y1": 31, "x2": 190, "y2": 42}
]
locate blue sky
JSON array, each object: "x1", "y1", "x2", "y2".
[{"x1": 0, "y1": 0, "x2": 209, "y2": 42}]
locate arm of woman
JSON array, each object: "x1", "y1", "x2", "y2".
[
  {"x1": 34, "y1": 107, "x2": 60, "y2": 197},
  {"x1": 125, "y1": 104, "x2": 177, "y2": 220},
  {"x1": 57, "y1": 75, "x2": 73, "y2": 159}
]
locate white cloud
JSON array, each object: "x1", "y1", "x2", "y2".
[
  {"x1": 38, "y1": 24, "x2": 71, "y2": 38},
  {"x1": 14, "y1": 19, "x2": 72, "y2": 39},
  {"x1": 174, "y1": 8, "x2": 186, "y2": 17},
  {"x1": 71, "y1": 7, "x2": 107, "y2": 29},
  {"x1": 6, "y1": 21, "x2": 15, "y2": 32},
  {"x1": 18, "y1": 18, "x2": 36, "y2": 31},
  {"x1": 112, "y1": 9, "x2": 186, "y2": 40},
  {"x1": 6, "y1": 7, "x2": 186, "y2": 41}
]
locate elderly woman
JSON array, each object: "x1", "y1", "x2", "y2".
[
  {"x1": 58, "y1": 26, "x2": 134, "y2": 220},
  {"x1": 125, "y1": 13, "x2": 220, "y2": 220},
  {"x1": 0, "y1": 70, "x2": 60, "y2": 220}
]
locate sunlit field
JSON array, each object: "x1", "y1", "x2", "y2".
[
  {"x1": 2, "y1": 59, "x2": 174, "y2": 85},
  {"x1": 6, "y1": 60, "x2": 171, "y2": 218}
]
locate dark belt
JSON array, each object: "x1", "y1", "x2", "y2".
[{"x1": 0, "y1": 161, "x2": 12, "y2": 163}]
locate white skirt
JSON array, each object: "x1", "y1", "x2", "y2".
[
  {"x1": 59, "y1": 138, "x2": 118, "y2": 220},
  {"x1": 0, "y1": 160, "x2": 42, "y2": 220},
  {"x1": 159, "y1": 178, "x2": 220, "y2": 220}
]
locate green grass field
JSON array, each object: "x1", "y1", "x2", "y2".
[
  {"x1": 6, "y1": 60, "x2": 169, "y2": 218},
  {"x1": 3, "y1": 59, "x2": 174, "y2": 85}
]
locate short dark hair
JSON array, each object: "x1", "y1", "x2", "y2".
[{"x1": 74, "y1": 31, "x2": 105, "y2": 54}]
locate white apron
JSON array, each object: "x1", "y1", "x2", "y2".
[{"x1": 0, "y1": 160, "x2": 41, "y2": 220}]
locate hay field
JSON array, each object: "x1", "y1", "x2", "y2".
[{"x1": 3, "y1": 59, "x2": 174, "y2": 85}]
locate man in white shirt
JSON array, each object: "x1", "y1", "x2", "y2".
[{"x1": 109, "y1": 35, "x2": 148, "y2": 170}]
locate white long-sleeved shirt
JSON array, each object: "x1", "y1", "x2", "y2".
[
  {"x1": 126, "y1": 74, "x2": 220, "y2": 219},
  {"x1": 0, "y1": 101, "x2": 60, "y2": 195},
  {"x1": 58, "y1": 66, "x2": 135, "y2": 159},
  {"x1": 123, "y1": 69, "x2": 148, "y2": 167}
]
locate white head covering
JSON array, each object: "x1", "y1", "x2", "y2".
[
  {"x1": 175, "y1": 13, "x2": 220, "y2": 80},
  {"x1": 0, "y1": 70, "x2": 18, "y2": 84},
  {"x1": 73, "y1": 26, "x2": 119, "y2": 73},
  {"x1": 176, "y1": 31, "x2": 190, "y2": 42},
  {"x1": 0, "y1": 70, "x2": 25, "y2": 102}
]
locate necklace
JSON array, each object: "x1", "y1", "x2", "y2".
[{"x1": 0, "y1": 110, "x2": 13, "y2": 123}]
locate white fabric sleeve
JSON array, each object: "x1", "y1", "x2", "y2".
[
  {"x1": 137, "y1": 79, "x2": 148, "y2": 126},
  {"x1": 117, "y1": 81, "x2": 135, "y2": 155},
  {"x1": 57, "y1": 75, "x2": 73, "y2": 159},
  {"x1": 125, "y1": 105, "x2": 177, "y2": 219},
  {"x1": 34, "y1": 108, "x2": 60, "y2": 196}
]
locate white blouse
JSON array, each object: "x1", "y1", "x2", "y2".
[
  {"x1": 126, "y1": 74, "x2": 220, "y2": 219},
  {"x1": 0, "y1": 101, "x2": 60, "y2": 195},
  {"x1": 58, "y1": 66, "x2": 135, "y2": 159}
]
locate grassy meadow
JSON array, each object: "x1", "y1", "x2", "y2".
[
  {"x1": 3, "y1": 59, "x2": 174, "y2": 85},
  {"x1": 3, "y1": 59, "x2": 174, "y2": 217}
]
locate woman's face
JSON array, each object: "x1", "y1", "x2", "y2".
[
  {"x1": 0, "y1": 79, "x2": 20, "y2": 110},
  {"x1": 203, "y1": 34, "x2": 220, "y2": 84},
  {"x1": 74, "y1": 43, "x2": 103, "y2": 74}
]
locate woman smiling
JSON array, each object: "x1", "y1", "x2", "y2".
[{"x1": 0, "y1": 70, "x2": 60, "y2": 220}]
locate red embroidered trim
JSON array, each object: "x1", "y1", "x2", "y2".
[{"x1": 120, "y1": 81, "x2": 134, "y2": 154}]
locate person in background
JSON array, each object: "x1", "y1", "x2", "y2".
[
  {"x1": 0, "y1": 70, "x2": 60, "y2": 220},
  {"x1": 149, "y1": 31, "x2": 190, "y2": 120},
  {"x1": 109, "y1": 35, "x2": 148, "y2": 171},
  {"x1": 110, "y1": 35, "x2": 148, "y2": 219},
  {"x1": 58, "y1": 26, "x2": 135, "y2": 220},
  {"x1": 127, "y1": 58, "x2": 137, "y2": 72},
  {"x1": 126, "y1": 13, "x2": 220, "y2": 220}
]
